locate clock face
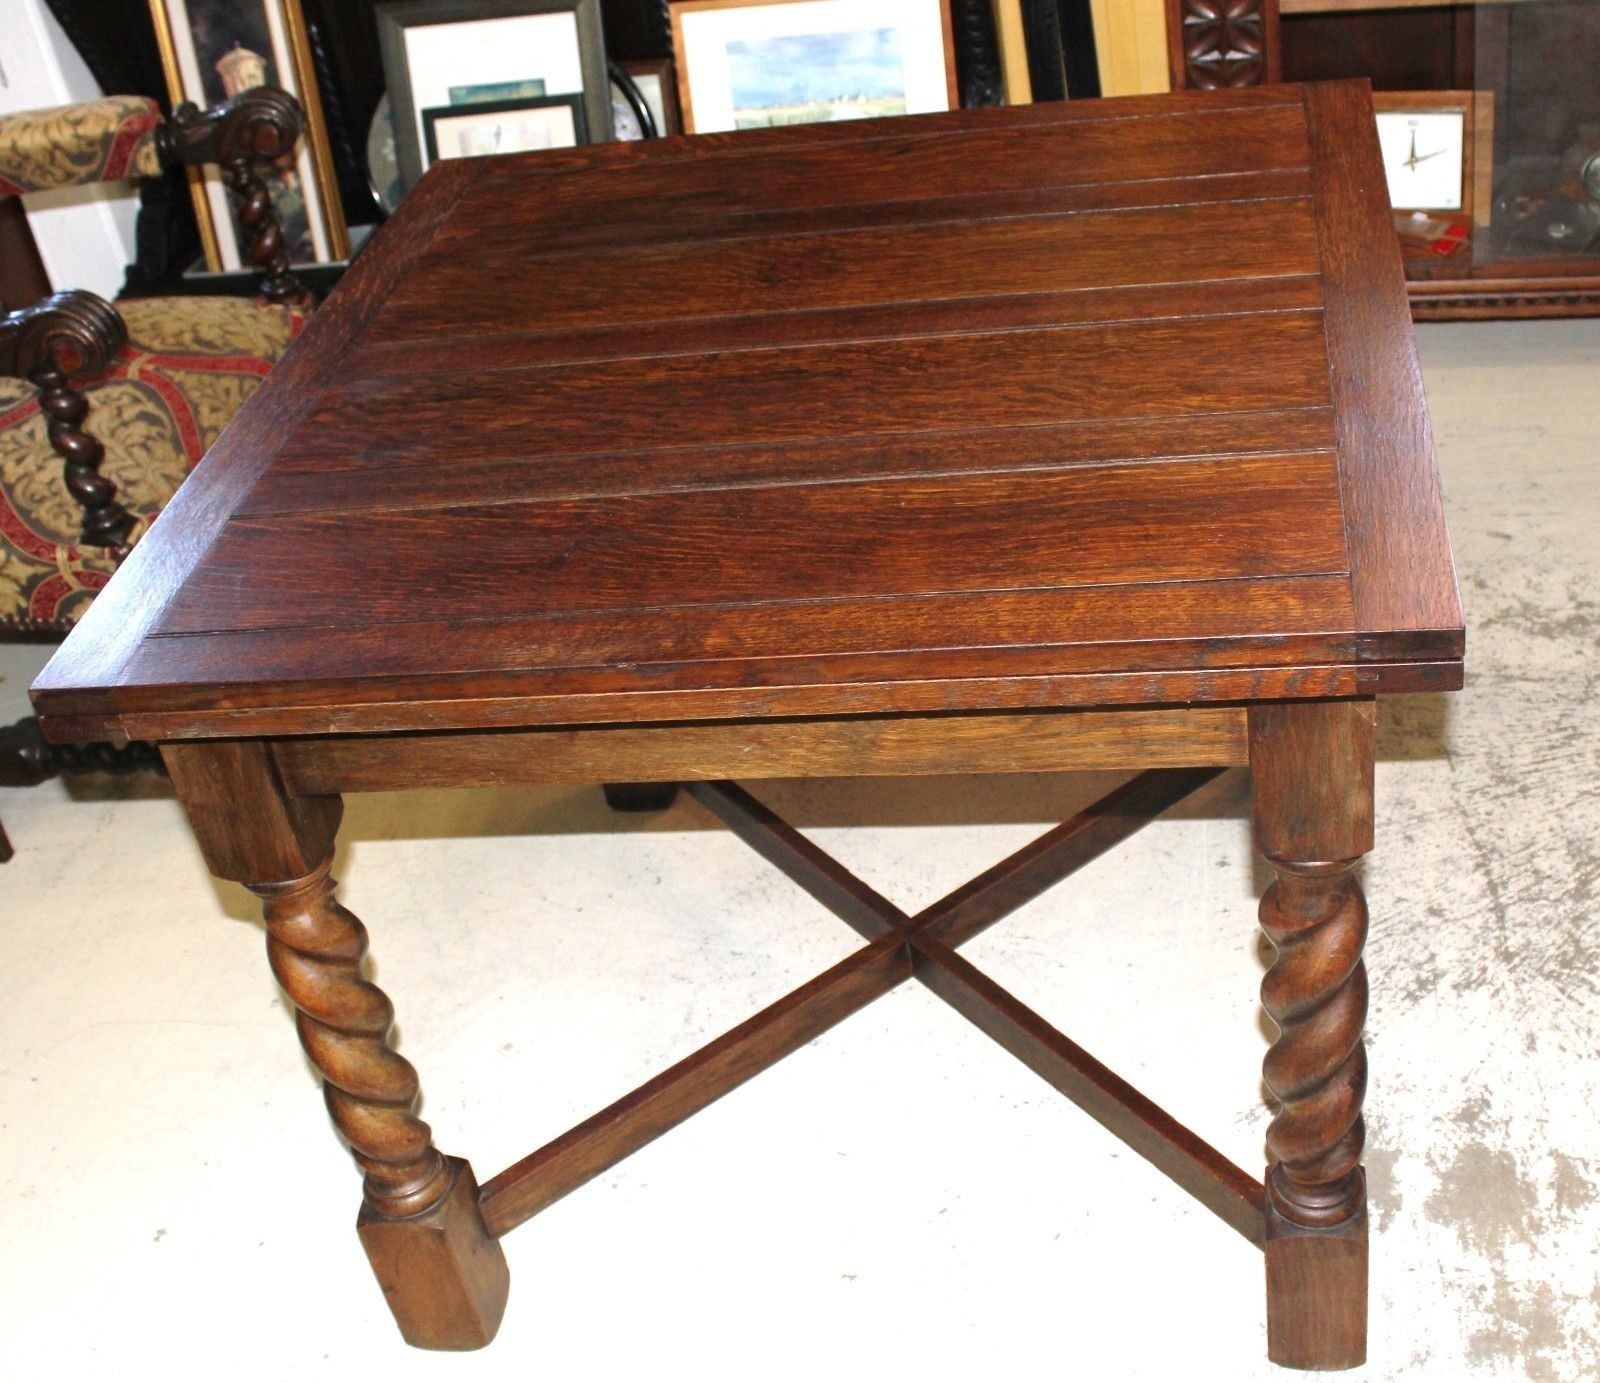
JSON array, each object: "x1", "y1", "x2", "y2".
[{"x1": 1376, "y1": 111, "x2": 1467, "y2": 211}]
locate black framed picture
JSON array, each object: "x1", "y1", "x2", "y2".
[
  {"x1": 376, "y1": 0, "x2": 612, "y2": 190},
  {"x1": 423, "y1": 93, "x2": 589, "y2": 162}
]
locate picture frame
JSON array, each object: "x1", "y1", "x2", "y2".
[
  {"x1": 668, "y1": 0, "x2": 959, "y2": 136},
  {"x1": 423, "y1": 93, "x2": 588, "y2": 162},
  {"x1": 376, "y1": 0, "x2": 612, "y2": 192},
  {"x1": 147, "y1": 0, "x2": 350, "y2": 272},
  {"x1": 621, "y1": 58, "x2": 683, "y2": 137},
  {"x1": 990, "y1": 0, "x2": 1033, "y2": 104},
  {"x1": 1373, "y1": 90, "x2": 1495, "y2": 229}
]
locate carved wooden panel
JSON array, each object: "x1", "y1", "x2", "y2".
[{"x1": 1167, "y1": 0, "x2": 1282, "y2": 90}]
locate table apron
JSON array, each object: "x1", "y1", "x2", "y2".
[{"x1": 271, "y1": 706, "x2": 1249, "y2": 796}]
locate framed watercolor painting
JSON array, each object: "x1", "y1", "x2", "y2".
[
  {"x1": 148, "y1": 0, "x2": 349, "y2": 271},
  {"x1": 423, "y1": 93, "x2": 588, "y2": 161},
  {"x1": 668, "y1": 0, "x2": 958, "y2": 135},
  {"x1": 376, "y1": 0, "x2": 612, "y2": 191}
]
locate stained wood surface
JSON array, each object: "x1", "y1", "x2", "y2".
[
  {"x1": 272, "y1": 707, "x2": 1248, "y2": 797},
  {"x1": 33, "y1": 82, "x2": 1462, "y2": 742}
]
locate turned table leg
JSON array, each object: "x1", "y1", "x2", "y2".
[
  {"x1": 1249, "y1": 699, "x2": 1374, "y2": 1371},
  {"x1": 163, "y1": 741, "x2": 509, "y2": 1350}
]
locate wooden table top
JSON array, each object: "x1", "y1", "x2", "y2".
[{"x1": 35, "y1": 80, "x2": 1462, "y2": 744}]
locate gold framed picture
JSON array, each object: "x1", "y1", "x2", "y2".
[
  {"x1": 668, "y1": 0, "x2": 958, "y2": 136},
  {"x1": 147, "y1": 0, "x2": 349, "y2": 272}
]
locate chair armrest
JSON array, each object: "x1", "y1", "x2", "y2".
[
  {"x1": 0, "y1": 289, "x2": 126, "y2": 382},
  {"x1": 0, "y1": 290, "x2": 136, "y2": 548},
  {"x1": 1, "y1": 87, "x2": 309, "y2": 304},
  {"x1": 160, "y1": 87, "x2": 308, "y2": 305},
  {"x1": 0, "y1": 96, "x2": 163, "y2": 196},
  {"x1": 156, "y1": 86, "x2": 302, "y2": 173}
]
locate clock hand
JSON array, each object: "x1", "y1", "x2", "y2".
[
  {"x1": 1406, "y1": 128, "x2": 1418, "y2": 169},
  {"x1": 1410, "y1": 148, "x2": 1446, "y2": 165}
]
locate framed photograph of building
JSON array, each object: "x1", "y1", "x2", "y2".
[
  {"x1": 669, "y1": 0, "x2": 958, "y2": 135},
  {"x1": 376, "y1": 0, "x2": 612, "y2": 191},
  {"x1": 423, "y1": 93, "x2": 588, "y2": 161},
  {"x1": 147, "y1": 0, "x2": 349, "y2": 271}
]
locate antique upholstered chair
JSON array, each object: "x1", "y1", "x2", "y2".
[{"x1": 0, "y1": 88, "x2": 310, "y2": 859}]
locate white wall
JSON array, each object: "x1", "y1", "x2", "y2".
[{"x1": 0, "y1": 0, "x2": 142, "y2": 298}]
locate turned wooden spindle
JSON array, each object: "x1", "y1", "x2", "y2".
[
  {"x1": 254, "y1": 862, "x2": 452, "y2": 1218},
  {"x1": 226, "y1": 158, "x2": 298, "y2": 305},
  {"x1": 33, "y1": 360, "x2": 135, "y2": 548},
  {"x1": 1249, "y1": 698, "x2": 1374, "y2": 1370},
  {"x1": 0, "y1": 289, "x2": 133, "y2": 547},
  {"x1": 159, "y1": 87, "x2": 308, "y2": 305},
  {"x1": 1259, "y1": 858, "x2": 1368, "y2": 1227},
  {"x1": 164, "y1": 741, "x2": 509, "y2": 1350}
]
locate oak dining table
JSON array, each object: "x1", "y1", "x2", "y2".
[{"x1": 32, "y1": 79, "x2": 1463, "y2": 1368}]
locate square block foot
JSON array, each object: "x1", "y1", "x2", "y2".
[
  {"x1": 1265, "y1": 1188, "x2": 1368, "y2": 1371},
  {"x1": 358, "y1": 1156, "x2": 510, "y2": 1350}
]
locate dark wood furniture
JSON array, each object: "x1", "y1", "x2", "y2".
[
  {"x1": 1166, "y1": 0, "x2": 1600, "y2": 319},
  {"x1": 31, "y1": 81, "x2": 1464, "y2": 1366},
  {"x1": 0, "y1": 88, "x2": 308, "y2": 845}
]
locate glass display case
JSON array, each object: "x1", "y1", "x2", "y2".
[{"x1": 1169, "y1": 0, "x2": 1600, "y2": 318}]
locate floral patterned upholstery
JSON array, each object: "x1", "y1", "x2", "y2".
[
  {"x1": 0, "y1": 295, "x2": 303, "y2": 634},
  {"x1": 0, "y1": 96, "x2": 165, "y2": 197}
]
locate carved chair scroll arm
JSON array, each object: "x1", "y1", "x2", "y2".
[
  {"x1": 156, "y1": 87, "x2": 309, "y2": 305},
  {"x1": 0, "y1": 89, "x2": 309, "y2": 304},
  {"x1": 0, "y1": 290, "x2": 134, "y2": 548}
]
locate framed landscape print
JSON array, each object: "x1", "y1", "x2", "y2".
[
  {"x1": 148, "y1": 0, "x2": 349, "y2": 271},
  {"x1": 376, "y1": 0, "x2": 612, "y2": 191},
  {"x1": 669, "y1": 0, "x2": 957, "y2": 135},
  {"x1": 423, "y1": 93, "x2": 587, "y2": 161}
]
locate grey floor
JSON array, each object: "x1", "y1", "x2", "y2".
[{"x1": 0, "y1": 319, "x2": 1595, "y2": 1381}]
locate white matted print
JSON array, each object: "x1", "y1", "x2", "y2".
[
  {"x1": 672, "y1": 0, "x2": 955, "y2": 135},
  {"x1": 403, "y1": 11, "x2": 584, "y2": 172},
  {"x1": 424, "y1": 95, "x2": 584, "y2": 161}
]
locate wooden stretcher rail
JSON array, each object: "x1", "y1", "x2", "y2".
[{"x1": 477, "y1": 768, "x2": 1265, "y2": 1248}]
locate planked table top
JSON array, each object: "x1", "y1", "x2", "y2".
[{"x1": 34, "y1": 80, "x2": 1463, "y2": 745}]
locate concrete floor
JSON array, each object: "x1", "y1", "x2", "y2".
[{"x1": 0, "y1": 319, "x2": 1595, "y2": 1381}]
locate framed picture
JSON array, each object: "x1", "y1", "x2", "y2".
[
  {"x1": 668, "y1": 0, "x2": 958, "y2": 136},
  {"x1": 376, "y1": 0, "x2": 612, "y2": 192},
  {"x1": 148, "y1": 0, "x2": 349, "y2": 271},
  {"x1": 990, "y1": 0, "x2": 1033, "y2": 104},
  {"x1": 619, "y1": 58, "x2": 683, "y2": 137},
  {"x1": 1373, "y1": 91, "x2": 1495, "y2": 227},
  {"x1": 423, "y1": 93, "x2": 588, "y2": 161}
]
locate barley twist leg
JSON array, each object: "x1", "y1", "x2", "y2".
[
  {"x1": 255, "y1": 862, "x2": 451, "y2": 1218},
  {"x1": 247, "y1": 859, "x2": 508, "y2": 1348},
  {"x1": 1249, "y1": 699, "x2": 1374, "y2": 1370},
  {"x1": 1260, "y1": 858, "x2": 1368, "y2": 1228}
]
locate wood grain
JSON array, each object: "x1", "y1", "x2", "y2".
[
  {"x1": 1251, "y1": 698, "x2": 1374, "y2": 1368},
  {"x1": 371, "y1": 198, "x2": 1321, "y2": 339},
  {"x1": 31, "y1": 83, "x2": 1462, "y2": 746},
  {"x1": 159, "y1": 452, "x2": 1346, "y2": 635},
  {"x1": 1302, "y1": 81, "x2": 1463, "y2": 636},
  {"x1": 273, "y1": 707, "x2": 1249, "y2": 797},
  {"x1": 283, "y1": 311, "x2": 1332, "y2": 464}
]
